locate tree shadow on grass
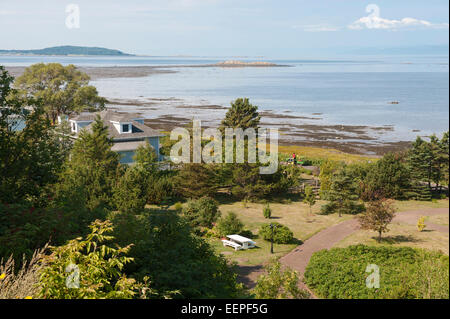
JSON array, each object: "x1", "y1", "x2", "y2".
[
  {"x1": 235, "y1": 264, "x2": 265, "y2": 290},
  {"x1": 376, "y1": 234, "x2": 422, "y2": 244}
]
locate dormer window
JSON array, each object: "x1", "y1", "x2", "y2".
[{"x1": 122, "y1": 124, "x2": 130, "y2": 133}]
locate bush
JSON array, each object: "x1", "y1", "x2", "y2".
[
  {"x1": 39, "y1": 220, "x2": 138, "y2": 299},
  {"x1": 110, "y1": 210, "x2": 245, "y2": 298},
  {"x1": 259, "y1": 222, "x2": 294, "y2": 244},
  {"x1": 304, "y1": 245, "x2": 449, "y2": 299},
  {"x1": 417, "y1": 216, "x2": 426, "y2": 232},
  {"x1": 319, "y1": 201, "x2": 365, "y2": 215},
  {"x1": 253, "y1": 260, "x2": 309, "y2": 299},
  {"x1": 182, "y1": 196, "x2": 221, "y2": 228},
  {"x1": 147, "y1": 175, "x2": 174, "y2": 205},
  {"x1": 217, "y1": 212, "x2": 244, "y2": 237},
  {"x1": 263, "y1": 204, "x2": 272, "y2": 219}
]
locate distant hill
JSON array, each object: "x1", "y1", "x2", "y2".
[{"x1": 0, "y1": 45, "x2": 133, "y2": 56}]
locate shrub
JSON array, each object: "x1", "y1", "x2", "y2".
[
  {"x1": 182, "y1": 196, "x2": 220, "y2": 228},
  {"x1": 110, "y1": 210, "x2": 245, "y2": 298},
  {"x1": 263, "y1": 204, "x2": 272, "y2": 219},
  {"x1": 259, "y1": 222, "x2": 294, "y2": 244},
  {"x1": 417, "y1": 216, "x2": 426, "y2": 232},
  {"x1": 253, "y1": 260, "x2": 309, "y2": 299},
  {"x1": 217, "y1": 212, "x2": 244, "y2": 237},
  {"x1": 173, "y1": 202, "x2": 183, "y2": 212},
  {"x1": 304, "y1": 245, "x2": 449, "y2": 299},
  {"x1": 39, "y1": 220, "x2": 138, "y2": 299}
]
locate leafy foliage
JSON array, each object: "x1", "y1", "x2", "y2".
[
  {"x1": 253, "y1": 260, "x2": 309, "y2": 299},
  {"x1": 217, "y1": 212, "x2": 244, "y2": 237},
  {"x1": 14, "y1": 63, "x2": 106, "y2": 123},
  {"x1": 0, "y1": 66, "x2": 67, "y2": 205},
  {"x1": 109, "y1": 210, "x2": 245, "y2": 298},
  {"x1": 263, "y1": 204, "x2": 272, "y2": 219},
  {"x1": 259, "y1": 222, "x2": 294, "y2": 244},
  {"x1": 358, "y1": 199, "x2": 396, "y2": 242},
  {"x1": 182, "y1": 196, "x2": 221, "y2": 228},
  {"x1": 54, "y1": 116, "x2": 121, "y2": 211},
  {"x1": 304, "y1": 245, "x2": 449, "y2": 299},
  {"x1": 220, "y1": 98, "x2": 260, "y2": 130},
  {"x1": 39, "y1": 220, "x2": 138, "y2": 299},
  {"x1": 303, "y1": 186, "x2": 316, "y2": 215}
]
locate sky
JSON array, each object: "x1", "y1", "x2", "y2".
[{"x1": 0, "y1": 0, "x2": 449, "y2": 57}]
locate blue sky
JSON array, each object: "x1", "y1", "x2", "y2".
[{"x1": 0, "y1": 0, "x2": 448, "y2": 57}]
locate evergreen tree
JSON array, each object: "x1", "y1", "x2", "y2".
[
  {"x1": 220, "y1": 98, "x2": 260, "y2": 130},
  {"x1": 174, "y1": 163, "x2": 218, "y2": 199},
  {"x1": 303, "y1": 186, "x2": 316, "y2": 215},
  {"x1": 328, "y1": 168, "x2": 359, "y2": 217},
  {"x1": 55, "y1": 115, "x2": 120, "y2": 211}
]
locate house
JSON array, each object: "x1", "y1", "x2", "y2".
[{"x1": 66, "y1": 110, "x2": 164, "y2": 164}]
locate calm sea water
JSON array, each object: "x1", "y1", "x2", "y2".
[{"x1": 1, "y1": 55, "x2": 448, "y2": 141}]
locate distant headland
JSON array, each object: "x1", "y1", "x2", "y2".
[{"x1": 0, "y1": 45, "x2": 133, "y2": 56}]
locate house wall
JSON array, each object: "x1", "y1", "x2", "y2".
[
  {"x1": 147, "y1": 136, "x2": 160, "y2": 160},
  {"x1": 116, "y1": 137, "x2": 160, "y2": 164},
  {"x1": 118, "y1": 151, "x2": 135, "y2": 164}
]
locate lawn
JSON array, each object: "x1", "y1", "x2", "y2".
[
  {"x1": 427, "y1": 213, "x2": 449, "y2": 226},
  {"x1": 278, "y1": 144, "x2": 377, "y2": 164},
  {"x1": 394, "y1": 199, "x2": 449, "y2": 212},
  {"x1": 334, "y1": 200, "x2": 449, "y2": 255}
]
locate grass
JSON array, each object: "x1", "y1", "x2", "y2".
[
  {"x1": 209, "y1": 200, "x2": 354, "y2": 266},
  {"x1": 394, "y1": 199, "x2": 449, "y2": 212},
  {"x1": 427, "y1": 213, "x2": 449, "y2": 226},
  {"x1": 160, "y1": 198, "x2": 448, "y2": 267},
  {"x1": 278, "y1": 144, "x2": 377, "y2": 164},
  {"x1": 335, "y1": 222, "x2": 449, "y2": 255}
]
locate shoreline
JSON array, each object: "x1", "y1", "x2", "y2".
[
  {"x1": 5, "y1": 65, "x2": 416, "y2": 156},
  {"x1": 106, "y1": 97, "x2": 412, "y2": 156}
]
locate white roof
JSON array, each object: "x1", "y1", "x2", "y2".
[{"x1": 226, "y1": 235, "x2": 256, "y2": 244}]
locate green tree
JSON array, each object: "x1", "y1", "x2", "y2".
[
  {"x1": 182, "y1": 196, "x2": 221, "y2": 229},
  {"x1": 14, "y1": 63, "x2": 106, "y2": 123},
  {"x1": 259, "y1": 222, "x2": 294, "y2": 244},
  {"x1": 109, "y1": 210, "x2": 244, "y2": 298},
  {"x1": 253, "y1": 260, "x2": 309, "y2": 299},
  {"x1": 133, "y1": 141, "x2": 158, "y2": 172},
  {"x1": 319, "y1": 159, "x2": 341, "y2": 199},
  {"x1": 328, "y1": 167, "x2": 359, "y2": 217},
  {"x1": 263, "y1": 204, "x2": 272, "y2": 219},
  {"x1": 55, "y1": 116, "x2": 120, "y2": 211},
  {"x1": 38, "y1": 220, "x2": 138, "y2": 299},
  {"x1": 364, "y1": 152, "x2": 411, "y2": 199},
  {"x1": 303, "y1": 186, "x2": 316, "y2": 215},
  {"x1": 220, "y1": 98, "x2": 260, "y2": 130},
  {"x1": 174, "y1": 163, "x2": 218, "y2": 199},
  {"x1": 0, "y1": 66, "x2": 65, "y2": 204},
  {"x1": 358, "y1": 199, "x2": 396, "y2": 242},
  {"x1": 113, "y1": 166, "x2": 149, "y2": 214}
]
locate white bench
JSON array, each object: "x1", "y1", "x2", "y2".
[{"x1": 222, "y1": 239, "x2": 242, "y2": 251}]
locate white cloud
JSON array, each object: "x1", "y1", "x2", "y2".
[
  {"x1": 349, "y1": 4, "x2": 449, "y2": 30},
  {"x1": 293, "y1": 24, "x2": 340, "y2": 32}
]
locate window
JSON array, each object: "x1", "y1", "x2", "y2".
[
  {"x1": 122, "y1": 124, "x2": 130, "y2": 133},
  {"x1": 72, "y1": 122, "x2": 76, "y2": 132}
]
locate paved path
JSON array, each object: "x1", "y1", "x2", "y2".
[{"x1": 280, "y1": 207, "x2": 449, "y2": 280}]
